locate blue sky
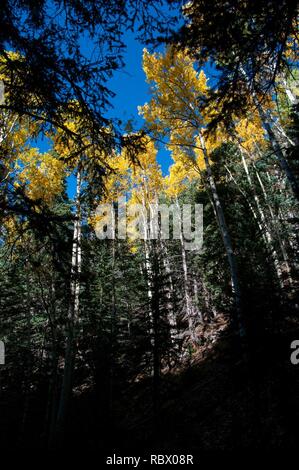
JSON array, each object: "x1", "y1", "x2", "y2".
[{"x1": 108, "y1": 31, "x2": 174, "y2": 175}]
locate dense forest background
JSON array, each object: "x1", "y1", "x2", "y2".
[{"x1": 0, "y1": 0, "x2": 299, "y2": 455}]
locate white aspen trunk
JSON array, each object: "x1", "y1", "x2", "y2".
[
  {"x1": 153, "y1": 194, "x2": 178, "y2": 341},
  {"x1": 54, "y1": 168, "x2": 82, "y2": 445},
  {"x1": 201, "y1": 278, "x2": 217, "y2": 319},
  {"x1": 175, "y1": 196, "x2": 196, "y2": 341},
  {"x1": 239, "y1": 148, "x2": 284, "y2": 286},
  {"x1": 259, "y1": 107, "x2": 299, "y2": 200},
  {"x1": 272, "y1": 117, "x2": 295, "y2": 147},
  {"x1": 111, "y1": 204, "x2": 116, "y2": 334},
  {"x1": 285, "y1": 88, "x2": 297, "y2": 105},
  {"x1": 192, "y1": 277, "x2": 203, "y2": 323},
  {"x1": 199, "y1": 133, "x2": 245, "y2": 338},
  {"x1": 253, "y1": 161, "x2": 294, "y2": 287},
  {"x1": 239, "y1": 65, "x2": 299, "y2": 200},
  {"x1": 141, "y1": 195, "x2": 155, "y2": 347},
  {"x1": 0, "y1": 113, "x2": 18, "y2": 145},
  {"x1": 282, "y1": 78, "x2": 298, "y2": 105},
  {"x1": 141, "y1": 190, "x2": 160, "y2": 407},
  {"x1": 160, "y1": 240, "x2": 178, "y2": 343},
  {"x1": 105, "y1": 204, "x2": 118, "y2": 423}
]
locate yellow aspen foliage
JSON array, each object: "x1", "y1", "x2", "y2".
[
  {"x1": 128, "y1": 139, "x2": 162, "y2": 248},
  {"x1": 130, "y1": 138, "x2": 163, "y2": 205},
  {"x1": 0, "y1": 112, "x2": 40, "y2": 181},
  {"x1": 17, "y1": 148, "x2": 65, "y2": 205},
  {"x1": 53, "y1": 108, "x2": 115, "y2": 171},
  {"x1": 235, "y1": 114, "x2": 266, "y2": 153},
  {"x1": 89, "y1": 137, "x2": 163, "y2": 250},
  {"x1": 139, "y1": 47, "x2": 208, "y2": 144},
  {"x1": 140, "y1": 46, "x2": 269, "y2": 179},
  {"x1": 52, "y1": 117, "x2": 90, "y2": 167},
  {"x1": 139, "y1": 47, "x2": 231, "y2": 172},
  {"x1": 104, "y1": 153, "x2": 130, "y2": 202},
  {"x1": 0, "y1": 51, "x2": 25, "y2": 84},
  {"x1": 164, "y1": 159, "x2": 196, "y2": 198},
  {"x1": 0, "y1": 51, "x2": 40, "y2": 146},
  {"x1": 1, "y1": 215, "x2": 30, "y2": 250},
  {"x1": 87, "y1": 151, "x2": 131, "y2": 228}
]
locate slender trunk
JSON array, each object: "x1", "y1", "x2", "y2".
[
  {"x1": 239, "y1": 66, "x2": 299, "y2": 200},
  {"x1": 175, "y1": 197, "x2": 196, "y2": 341},
  {"x1": 239, "y1": 148, "x2": 284, "y2": 286},
  {"x1": 108, "y1": 205, "x2": 116, "y2": 424},
  {"x1": 282, "y1": 78, "x2": 298, "y2": 106},
  {"x1": 111, "y1": 205, "x2": 116, "y2": 336},
  {"x1": 141, "y1": 197, "x2": 161, "y2": 415},
  {"x1": 192, "y1": 277, "x2": 203, "y2": 322},
  {"x1": 19, "y1": 263, "x2": 34, "y2": 443},
  {"x1": 259, "y1": 107, "x2": 299, "y2": 199},
  {"x1": 199, "y1": 134, "x2": 245, "y2": 337},
  {"x1": 140, "y1": 188, "x2": 161, "y2": 419},
  {"x1": 53, "y1": 168, "x2": 82, "y2": 446},
  {"x1": 201, "y1": 278, "x2": 217, "y2": 319},
  {"x1": 150, "y1": 249, "x2": 161, "y2": 423},
  {"x1": 160, "y1": 240, "x2": 178, "y2": 343},
  {"x1": 142, "y1": 199, "x2": 154, "y2": 339},
  {"x1": 272, "y1": 117, "x2": 295, "y2": 147},
  {"x1": 253, "y1": 161, "x2": 294, "y2": 287}
]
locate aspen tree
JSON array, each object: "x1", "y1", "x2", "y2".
[{"x1": 139, "y1": 47, "x2": 246, "y2": 336}]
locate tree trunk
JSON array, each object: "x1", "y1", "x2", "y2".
[
  {"x1": 199, "y1": 133, "x2": 245, "y2": 338},
  {"x1": 239, "y1": 147, "x2": 284, "y2": 286},
  {"x1": 160, "y1": 240, "x2": 178, "y2": 344},
  {"x1": 239, "y1": 65, "x2": 299, "y2": 200},
  {"x1": 282, "y1": 77, "x2": 298, "y2": 106},
  {"x1": 175, "y1": 196, "x2": 196, "y2": 341},
  {"x1": 253, "y1": 159, "x2": 294, "y2": 287},
  {"x1": 192, "y1": 277, "x2": 203, "y2": 322},
  {"x1": 150, "y1": 249, "x2": 161, "y2": 423},
  {"x1": 52, "y1": 168, "x2": 82, "y2": 447}
]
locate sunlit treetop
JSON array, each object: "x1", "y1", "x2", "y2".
[
  {"x1": 15, "y1": 148, "x2": 65, "y2": 206},
  {"x1": 140, "y1": 47, "x2": 221, "y2": 168},
  {"x1": 130, "y1": 138, "x2": 163, "y2": 206},
  {"x1": 164, "y1": 158, "x2": 199, "y2": 198},
  {"x1": 235, "y1": 114, "x2": 267, "y2": 154},
  {"x1": 140, "y1": 46, "x2": 269, "y2": 175},
  {"x1": 140, "y1": 47, "x2": 208, "y2": 138},
  {"x1": 100, "y1": 152, "x2": 131, "y2": 203}
]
